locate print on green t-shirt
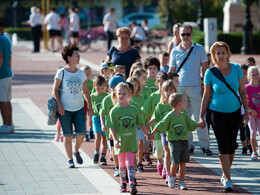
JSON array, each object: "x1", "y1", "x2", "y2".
[
  {"x1": 145, "y1": 78, "x2": 159, "y2": 93},
  {"x1": 106, "y1": 104, "x2": 145, "y2": 155},
  {"x1": 91, "y1": 92, "x2": 109, "y2": 116},
  {"x1": 141, "y1": 87, "x2": 152, "y2": 101}
]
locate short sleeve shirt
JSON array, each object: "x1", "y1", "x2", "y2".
[
  {"x1": 55, "y1": 68, "x2": 87, "y2": 111},
  {"x1": 0, "y1": 35, "x2": 12, "y2": 79},
  {"x1": 86, "y1": 79, "x2": 93, "y2": 94},
  {"x1": 246, "y1": 84, "x2": 260, "y2": 118},
  {"x1": 107, "y1": 47, "x2": 141, "y2": 78},
  {"x1": 103, "y1": 12, "x2": 117, "y2": 32},
  {"x1": 155, "y1": 112, "x2": 198, "y2": 141},
  {"x1": 70, "y1": 13, "x2": 80, "y2": 32},
  {"x1": 145, "y1": 78, "x2": 158, "y2": 93},
  {"x1": 141, "y1": 87, "x2": 152, "y2": 101},
  {"x1": 44, "y1": 12, "x2": 61, "y2": 30},
  {"x1": 204, "y1": 63, "x2": 243, "y2": 113},
  {"x1": 169, "y1": 42, "x2": 207, "y2": 86},
  {"x1": 106, "y1": 104, "x2": 145, "y2": 155},
  {"x1": 142, "y1": 91, "x2": 161, "y2": 117},
  {"x1": 91, "y1": 92, "x2": 109, "y2": 116}
]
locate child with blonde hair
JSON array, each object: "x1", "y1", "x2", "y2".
[
  {"x1": 107, "y1": 83, "x2": 149, "y2": 194},
  {"x1": 246, "y1": 66, "x2": 260, "y2": 160}
]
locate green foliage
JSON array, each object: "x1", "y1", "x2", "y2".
[{"x1": 5, "y1": 27, "x2": 31, "y2": 40}]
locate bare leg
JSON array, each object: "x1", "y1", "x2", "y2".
[
  {"x1": 64, "y1": 136, "x2": 73, "y2": 159},
  {"x1": 101, "y1": 136, "x2": 107, "y2": 154},
  {"x1": 251, "y1": 138, "x2": 257, "y2": 152},
  {"x1": 179, "y1": 162, "x2": 186, "y2": 181},
  {"x1": 0, "y1": 102, "x2": 12, "y2": 125},
  {"x1": 138, "y1": 140, "x2": 144, "y2": 164},
  {"x1": 74, "y1": 134, "x2": 84, "y2": 152},
  {"x1": 163, "y1": 145, "x2": 171, "y2": 172},
  {"x1": 95, "y1": 133, "x2": 101, "y2": 150},
  {"x1": 219, "y1": 154, "x2": 231, "y2": 181},
  {"x1": 170, "y1": 164, "x2": 179, "y2": 177}
]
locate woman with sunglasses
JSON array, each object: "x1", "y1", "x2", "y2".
[
  {"x1": 106, "y1": 27, "x2": 141, "y2": 78},
  {"x1": 167, "y1": 23, "x2": 182, "y2": 55},
  {"x1": 53, "y1": 45, "x2": 93, "y2": 168}
]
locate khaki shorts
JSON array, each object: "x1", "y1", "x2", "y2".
[
  {"x1": 0, "y1": 77, "x2": 12, "y2": 102},
  {"x1": 169, "y1": 140, "x2": 190, "y2": 165}
]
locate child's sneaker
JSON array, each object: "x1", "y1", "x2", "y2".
[
  {"x1": 89, "y1": 129, "x2": 94, "y2": 139},
  {"x1": 67, "y1": 158, "x2": 75, "y2": 168},
  {"x1": 120, "y1": 183, "x2": 127, "y2": 193},
  {"x1": 114, "y1": 167, "x2": 119, "y2": 177},
  {"x1": 157, "y1": 163, "x2": 163, "y2": 176},
  {"x1": 100, "y1": 156, "x2": 107, "y2": 165},
  {"x1": 110, "y1": 153, "x2": 113, "y2": 161},
  {"x1": 168, "y1": 175, "x2": 176, "y2": 188},
  {"x1": 144, "y1": 154, "x2": 152, "y2": 165},
  {"x1": 129, "y1": 184, "x2": 137, "y2": 195},
  {"x1": 162, "y1": 169, "x2": 166, "y2": 179},
  {"x1": 251, "y1": 152, "x2": 258, "y2": 160},
  {"x1": 137, "y1": 163, "x2": 144, "y2": 172},
  {"x1": 54, "y1": 134, "x2": 60, "y2": 141},
  {"x1": 165, "y1": 172, "x2": 170, "y2": 183},
  {"x1": 93, "y1": 153, "x2": 99, "y2": 164},
  {"x1": 60, "y1": 135, "x2": 63, "y2": 142},
  {"x1": 224, "y1": 180, "x2": 233, "y2": 192},
  {"x1": 84, "y1": 133, "x2": 89, "y2": 141},
  {"x1": 74, "y1": 151, "x2": 83, "y2": 164},
  {"x1": 178, "y1": 181, "x2": 187, "y2": 190},
  {"x1": 220, "y1": 175, "x2": 226, "y2": 186}
]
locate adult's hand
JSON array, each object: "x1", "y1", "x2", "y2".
[
  {"x1": 243, "y1": 112, "x2": 250, "y2": 127},
  {"x1": 57, "y1": 104, "x2": 65, "y2": 116}
]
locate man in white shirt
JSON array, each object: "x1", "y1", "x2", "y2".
[
  {"x1": 130, "y1": 21, "x2": 146, "y2": 46},
  {"x1": 103, "y1": 8, "x2": 117, "y2": 51},
  {"x1": 44, "y1": 8, "x2": 62, "y2": 52},
  {"x1": 169, "y1": 24, "x2": 212, "y2": 156},
  {"x1": 69, "y1": 7, "x2": 80, "y2": 46}
]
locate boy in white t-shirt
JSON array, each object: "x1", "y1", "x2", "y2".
[{"x1": 69, "y1": 7, "x2": 80, "y2": 46}]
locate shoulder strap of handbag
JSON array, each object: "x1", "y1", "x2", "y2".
[
  {"x1": 176, "y1": 43, "x2": 195, "y2": 74},
  {"x1": 209, "y1": 67, "x2": 242, "y2": 105}
]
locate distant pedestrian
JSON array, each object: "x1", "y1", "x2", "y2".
[
  {"x1": 130, "y1": 21, "x2": 146, "y2": 46},
  {"x1": 167, "y1": 23, "x2": 181, "y2": 55},
  {"x1": 44, "y1": 8, "x2": 63, "y2": 52},
  {"x1": 200, "y1": 41, "x2": 249, "y2": 192},
  {"x1": 52, "y1": 45, "x2": 93, "y2": 168},
  {"x1": 27, "y1": 6, "x2": 42, "y2": 53},
  {"x1": 246, "y1": 57, "x2": 256, "y2": 67},
  {"x1": 168, "y1": 24, "x2": 212, "y2": 156},
  {"x1": 0, "y1": 22, "x2": 14, "y2": 134},
  {"x1": 69, "y1": 7, "x2": 80, "y2": 46},
  {"x1": 103, "y1": 8, "x2": 118, "y2": 51}
]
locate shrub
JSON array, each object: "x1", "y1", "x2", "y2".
[{"x1": 4, "y1": 27, "x2": 31, "y2": 40}]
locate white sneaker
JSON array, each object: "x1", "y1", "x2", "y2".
[
  {"x1": 178, "y1": 181, "x2": 187, "y2": 190},
  {"x1": 168, "y1": 175, "x2": 176, "y2": 188},
  {"x1": 0, "y1": 125, "x2": 15, "y2": 134},
  {"x1": 224, "y1": 180, "x2": 233, "y2": 192},
  {"x1": 220, "y1": 175, "x2": 226, "y2": 186}
]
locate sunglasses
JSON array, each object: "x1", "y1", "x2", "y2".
[{"x1": 181, "y1": 33, "x2": 191, "y2": 37}]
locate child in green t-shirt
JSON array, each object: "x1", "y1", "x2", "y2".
[
  {"x1": 146, "y1": 80, "x2": 177, "y2": 183},
  {"x1": 91, "y1": 76, "x2": 109, "y2": 165},
  {"x1": 149, "y1": 93, "x2": 205, "y2": 190},
  {"x1": 80, "y1": 65, "x2": 94, "y2": 141},
  {"x1": 144, "y1": 56, "x2": 160, "y2": 93},
  {"x1": 99, "y1": 74, "x2": 125, "y2": 177},
  {"x1": 106, "y1": 82, "x2": 149, "y2": 194}
]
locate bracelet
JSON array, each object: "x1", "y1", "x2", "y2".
[{"x1": 244, "y1": 109, "x2": 249, "y2": 112}]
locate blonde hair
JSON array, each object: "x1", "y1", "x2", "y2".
[
  {"x1": 132, "y1": 68, "x2": 147, "y2": 78},
  {"x1": 80, "y1": 65, "x2": 91, "y2": 71},
  {"x1": 112, "y1": 82, "x2": 132, "y2": 103},
  {"x1": 127, "y1": 77, "x2": 141, "y2": 97},
  {"x1": 247, "y1": 66, "x2": 259, "y2": 82},
  {"x1": 169, "y1": 93, "x2": 184, "y2": 108},
  {"x1": 160, "y1": 80, "x2": 177, "y2": 104},
  {"x1": 116, "y1": 27, "x2": 131, "y2": 38},
  {"x1": 210, "y1": 41, "x2": 231, "y2": 64},
  {"x1": 129, "y1": 62, "x2": 143, "y2": 77}
]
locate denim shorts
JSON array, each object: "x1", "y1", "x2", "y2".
[
  {"x1": 58, "y1": 107, "x2": 86, "y2": 137},
  {"x1": 92, "y1": 115, "x2": 106, "y2": 136},
  {"x1": 169, "y1": 140, "x2": 190, "y2": 165}
]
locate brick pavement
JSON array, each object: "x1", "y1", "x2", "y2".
[{"x1": 7, "y1": 42, "x2": 260, "y2": 194}]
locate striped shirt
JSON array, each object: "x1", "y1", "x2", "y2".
[{"x1": 169, "y1": 42, "x2": 207, "y2": 87}]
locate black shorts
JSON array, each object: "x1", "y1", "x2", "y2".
[
  {"x1": 49, "y1": 30, "x2": 62, "y2": 38},
  {"x1": 209, "y1": 108, "x2": 241, "y2": 154},
  {"x1": 70, "y1": 31, "x2": 79, "y2": 38}
]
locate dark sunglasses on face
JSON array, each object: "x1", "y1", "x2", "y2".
[{"x1": 181, "y1": 33, "x2": 191, "y2": 37}]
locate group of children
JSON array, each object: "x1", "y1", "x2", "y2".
[{"x1": 53, "y1": 51, "x2": 259, "y2": 194}]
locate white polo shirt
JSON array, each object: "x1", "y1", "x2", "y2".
[
  {"x1": 44, "y1": 12, "x2": 61, "y2": 30},
  {"x1": 169, "y1": 42, "x2": 207, "y2": 87},
  {"x1": 69, "y1": 12, "x2": 80, "y2": 32}
]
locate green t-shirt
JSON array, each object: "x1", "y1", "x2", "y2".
[
  {"x1": 155, "y1": 111, "x2": 198, "y2": 141},
  {"x1": 131, "y1": 95, "x2": 148, "y2": 124},
  {"x1": 106, "y1": 104, "x2": 145, "y2": 155},
  {"x1": 91, "y1": 92, "x2": 109, "y2": 116},
  {"x1": 146, "y1": 78, "x2": 158, "y2": 93},
  {"x1": 141, "y1": 87, "x2": 152, "y2": 101},
  {"x1": 86, "y1": 79, "x2": 93, "y2": 94},
  {"x1": 99, "y1": 94, "x2": 114, "y2": 119},
  {"x1": 151, "y1": 102, "x2": 172, "y2": 123},
  {"x1": 142, "y1": 90, "x2": 161, "y2": 117}
]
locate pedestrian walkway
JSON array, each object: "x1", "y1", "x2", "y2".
[{"x1": 0, "y1": 42, "x2": 259, "y2": 194}]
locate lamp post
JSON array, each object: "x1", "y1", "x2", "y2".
[
  {"x1": 197, "y1": 0, "x2": 204, "y2": 31},
  {"x1": 241, "y1": 0, "x2": 254, "y2": 54}
]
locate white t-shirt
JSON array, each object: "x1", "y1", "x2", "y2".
[
  {"x1": 69, "y1": 12, "x2": 80, "y2": 32},
  {"x1": 132, "y1": 26, "x2": 146, "y2": 41},
  {"x1": 44, "y1": 12, "x2": 61, "y2": 30},
  {"x1": 103, "y1": 12, "x2": 117, "y2": 32},
  {"x1": 55, "y1": 68, "x2": 87, "y2": 111}
]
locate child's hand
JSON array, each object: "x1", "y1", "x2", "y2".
[
  {"x1": 146, "y1": 123, "x2": 151, "y2": 131},
  {"x1": 115, "y1": 139, "x2": 121, "y2": 149},
  {"x1": 101, "y1": 124, "x2": 107, "y2": 133},
  {"x1": 146, "y1": 133, "x2": 154, "y2": 141},
  {"x1": 251, "y1": 109, "x2": 258, "y2": 119},
  {"x1": 198, "y1": 122, "x2": 206, "y2": 129}
]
